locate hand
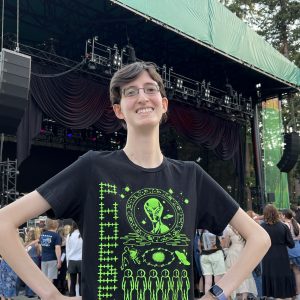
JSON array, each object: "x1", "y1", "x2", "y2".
[
  {"x1": 57, "y1": 261, "x2": 62, "y2": 269},
  {"x1": 50, "y1": 294, "x2": 81, "y2": 300}
]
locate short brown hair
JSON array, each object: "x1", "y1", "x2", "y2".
[
  {"x1": 46, "y1": 218, "x2": 59, "y2": 230},
  {"x1": 263, "y1": 204, "x2": 280, "y2": 224},
  {"x1": 109, "y1": 61, "x2": 166, "y2": 105}
]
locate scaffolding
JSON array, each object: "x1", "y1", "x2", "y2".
[{"x1": 0, "y1": 159, "x2": 19, "y2": 208}]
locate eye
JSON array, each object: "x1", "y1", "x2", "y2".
[
  {"x1": 145, "y1": 85, "x2": 158, "y2": 94},
  {"x1": 124, "y1": 87, "x2": 137, "y2": 97}
]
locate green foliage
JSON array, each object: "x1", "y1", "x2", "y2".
[
  {"x1": 221, "y1": 0, "x2": 300, "y2": 191},
  {"x1": 221, "y1": 0, "x2": 300, "y2": 66}
]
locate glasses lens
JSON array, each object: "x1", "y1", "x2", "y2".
[
  {"x1": 123, "y1": 87, "x2": 138, "y2": 97},
  {"x1": 144, "y1": 84, "x2": 159, "y2": 94}
]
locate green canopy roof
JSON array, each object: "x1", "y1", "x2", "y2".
[{"x1": 111, "y1": 0, "x2": 300, "y2": 89}]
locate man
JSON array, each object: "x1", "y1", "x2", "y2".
[{"x1": 39, "y1": 219, "x2": 61, "y2": 283}]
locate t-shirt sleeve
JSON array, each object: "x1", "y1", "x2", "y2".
[
  {"x1": 36, "y1": 151, "x2": 93, "y2": 222},
  {"x1": 195, "y1": 163, "x2": 239, "y2": 234}
]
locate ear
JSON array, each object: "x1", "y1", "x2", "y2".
[
  {"x1": 162, "y1": 97, "x2": 168, "y2": 113},
  {"x1": 113, "y1": 104, "x2": 125, "y2": 120}
]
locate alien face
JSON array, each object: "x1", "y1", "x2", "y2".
[{"x1": 144, "y1": 198, "x2": 163, "y2": 223}]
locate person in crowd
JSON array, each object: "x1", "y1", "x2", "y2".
[
  {"x1": 194, "y1": 229, "x2": 204, "y2": 299},
  {"x1": 282, "y1": 209, "x2": 300, "y2": 299},
  {"x1": 39, "y1": 219, "x2": 62, "y2": 283},
  {"x1": 291, "y1": 204, "x2": 300, "y2": 224},
  {"x1": 0, "y1": 61, "x2": 270, "y2": 300},
  {"x1": 54, "y1": 226, "x2": 68, "y2": 295},
  {"x1": 199, "y1": 229, "x2": 226, "y2": 293},
  {"x1": 223, "y1": 225, "x2": 257, "y2": 300},
  {"x1": 0, "y1": 257, "x2": 18, "y2": 300},
  {"x1": 24, "y1": 227, "x2": 41, "y2": 298},
  {"x1": 261, "y1": 204, "x2": 295, "y2": 300},
  {"x1": 66, "y1": 222, "x2": 83, "y2": 297}
]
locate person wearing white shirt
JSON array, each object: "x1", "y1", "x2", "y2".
[{"x1": 66, "y1": 222, "x2": 82, "y2": 297}]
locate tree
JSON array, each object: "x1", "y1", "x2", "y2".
[
  {"x1": 220, "y1": 0, "x2": 300, "y2": 66},
  {"x1": 221, "y1": 0, "x2": 300, "y2": 203}
]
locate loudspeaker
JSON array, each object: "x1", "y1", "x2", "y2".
[
  {"x1": 267, "y1": 192, "x2": 275, "y2": 203},
  {"x1": 0, "y1": 48, "x2": 31, "y2": 134},
  {"x1": 277, "y1": 132, "x2": 300, "y2": 172}
]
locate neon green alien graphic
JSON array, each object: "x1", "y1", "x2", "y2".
[
  {"x1": 135, "y1": 269, "x2": 147, "y2": 300},
  {"x1": 160, "y1": 269, "x2": 171, "y2": 300},
  {"x1": 121, "y1": 247, "x2": 141, "y2": 270},
  {"x1": 181, "y1": 270, "x2": 190, "y2": 300},
  {"x1": 122, "y1": 269, "x2": 134, "y2": 300},
  {"x1": 148, "y1": 269, "x2": 160, "y2": 300},
  {"x1": 144, "y1": 198, "x2": 170, "y2": 234}
]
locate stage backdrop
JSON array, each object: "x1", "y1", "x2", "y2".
[{"x1": 262, "y1": 98, "x2": 289, "y2": 208}]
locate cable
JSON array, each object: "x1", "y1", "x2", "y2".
[
  {"x1": 31, "y1": 60, "x2": 85, "y2": 78},
  {"x1": 1, "y1": 0, "x2": 4, "y2": 51},
  {"x1": 16, "y1": 0, "x2": 19, "y2": 51}
]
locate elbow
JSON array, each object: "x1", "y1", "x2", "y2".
[{"x1": 259, "y1": 228, "x2": 271, "y2": 254}]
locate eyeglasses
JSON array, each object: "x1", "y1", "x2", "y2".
[{"x1": 122, "y1": 84, "x2": 160, "y2": 98}]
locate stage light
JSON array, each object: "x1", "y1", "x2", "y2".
[
  {"x1": 88, "y1": 61, "x2": 97, "y2": 70},
  {"x1": 224, "y1": 95, "x2": 230, "y2": 105},
  {"x1": 113, "y1": 51, "x2": 121, "y2": 67},
  {"x1": 205, "y1": 88, "x2": 210, "y2": 98},
  {"x1": 176, "y1": 79, "x2": 183, "y2": 89},
  {"x1": 182, "y1": 91, "x2": 188, "y2": 100}
]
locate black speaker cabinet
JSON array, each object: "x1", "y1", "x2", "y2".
[
  {"x1": 277, "y1": 132, "x2": 300, "y2": 173},
  {"x1": 0, "y1": 48, "x2": 31, "y2": 134},
  {"x1": 267, "y1": 192, "x2": 275, "y2": 203}
]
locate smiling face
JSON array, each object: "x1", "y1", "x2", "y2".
[{"x1": 113, "y1": 71, "x2": 168, "y2": 131}]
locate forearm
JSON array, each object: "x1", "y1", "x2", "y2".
[
  {"x1": 55, "y1": 246, "x2": 62, "y2": 264},
  {"x1": 216, "y1": 228, "x2": 269, "y2": 297},
  {"x1": 0, "y1": 222, "x2": 60, "y2": 300},
  {"x1": 0, "y1": 191, "x2": 62, "y2": 300}
]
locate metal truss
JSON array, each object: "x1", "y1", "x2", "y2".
[
  {"x1": 86, "y1": 36, "x2": 254, "y2": 122},
  {"x1": 0, "y1": 159, "x2": 19, "y2": 208},
  {"x1": 3, "y1": 34, "x2": 254, "y2": 123}
]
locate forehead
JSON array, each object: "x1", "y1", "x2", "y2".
[{"x1": 122, "y1": 70, "x2": 156, "y2": 89}]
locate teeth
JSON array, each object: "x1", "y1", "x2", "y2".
[{"x1": 137, "y1": 108, "x2": 153, "y2": 114}]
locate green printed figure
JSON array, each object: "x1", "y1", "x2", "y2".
[
  {"x1": 122, "y1": 269, "x2": 134, "y2": 300},
  {"x1": 160, "y1": 269, "x2": 171, "y2": 300},
  {"x1": 121, "y1": 246, "x2": 141, "y2": 270},
  {"x1": 181, "y1": 270, "x2": 190, "y2": 300},
  {"x1": 175, "y1": 250, "x2": 190, "y2": 265},
  {"x1": 171, "y1": 269, "x2": 181, "y2": 300},
  {"x1": 148, "y1": 269, "x2": 159, "y2": 300},
  {"x1": 144, "y1": 198, "x2": 170, "y2": 234},
  {"x1": 135, "y1": 269, "x2": 147, "y2": 300}
]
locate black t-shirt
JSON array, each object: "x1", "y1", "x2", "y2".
[{"x1": 36, "y1": 150, "x2": 239, "y2": 300}]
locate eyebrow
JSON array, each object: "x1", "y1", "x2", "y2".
[{"x1": 123, "y1": 82, "x2": 157, "y2": 89}]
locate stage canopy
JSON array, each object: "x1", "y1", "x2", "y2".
[
  {"x1": 2, "y1": 0, "x2": 299, "y2": 101},
  {"x1": 112, "y1": 0, "x2": 300, "y2": 89}
]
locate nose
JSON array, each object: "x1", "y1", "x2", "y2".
[{"x1": 137, "y1": 89, "x2": 149, "y2": 102}]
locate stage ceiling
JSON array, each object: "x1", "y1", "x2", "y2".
[{"x1": 2, "y1": 0, "x2": 299, "y2": 102}]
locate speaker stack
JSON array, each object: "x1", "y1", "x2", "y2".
[
  {"x1": 277, "y1": 132, "x2": 300, "y2": 173},
  {"x1": 0, "y1": 48, "x2": 31, "y2": 134}
]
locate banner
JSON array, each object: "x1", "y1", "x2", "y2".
[{"x1": 262, "y1": 98, "x2": 289, "y2": 208}]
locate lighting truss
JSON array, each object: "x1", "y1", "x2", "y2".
[
  {"x1": 0, "y1": 159, "x2": 19, "y2": 207},
  {"x1": 84, "y1": 36, "x2": 253, "y2": 122},
  {"x1": 3, "y1": 34, "x2": 254, "y2": 123}
]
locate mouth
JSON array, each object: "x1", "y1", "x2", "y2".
[{"x1": 136, "y1": 107, "x2": 154, "y2": 114}]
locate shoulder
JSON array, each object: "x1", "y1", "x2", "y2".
[{"x1": 165, "y1": 157, "x2": 202, "y2": 172}]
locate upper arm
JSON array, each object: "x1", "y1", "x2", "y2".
[
  {"x1": 0, "y1": 190, "x2": 51, "y2": 228},
  {"x1": 229, "y1": 208, "x2": 268, "y2": 240}
]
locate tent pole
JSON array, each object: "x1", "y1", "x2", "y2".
[{"x1": 251, "y1": 103, "x2": 266, "y2": 212}]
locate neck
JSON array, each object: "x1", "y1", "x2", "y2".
[{"x1": 123, "y1": 127, "x2": 163, "y2": 168}]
